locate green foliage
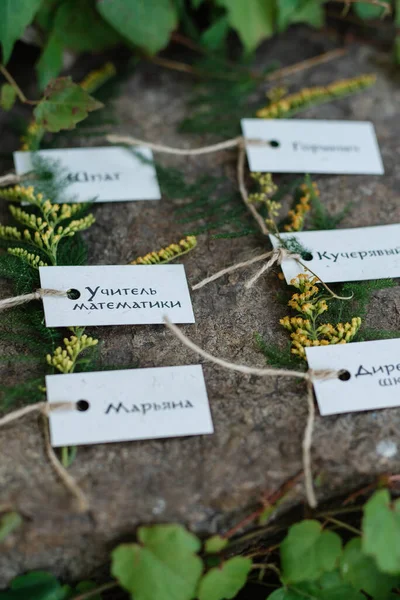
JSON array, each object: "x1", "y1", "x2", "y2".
[
  {"x1": 198, "y1": 557, "x2": 252, "y2": 600},
  {"x1": 36, "y1": 32, "x2": 64, "y2": 92},
  {"x1": 362, "y1": 489, "x2": 400, "y2": 575},
  {"x1": 33, "y1": 77, "x2": 103, "y2": 133},
  {"x1": 215, "y1": 0, "x2": 275, "y2": 52},
  {"x1": 0, "y1": 84, "x2": 16, "y2": 111},
  {"x1": 112, "y1": 524, "x2": 203, "y2": 600},
  {"x1": 0, "y1": 571, "x2": 71, "y2": 600},
  {"x1": 280, "y1": 520, "x2": 342, "y2": 583},
  {"x1": 5, "y1": 490, "x2": 400, "y2": 598},
  {"x1": 204, "y1": 535, "x2": 228, "y2": 554},
  {"x1": 0, "y1": 0, "x2": 42, "y2": 63},
  {"x1": 254, "y1": 333, "x2": 304, "y2": 370},
  {"x1": 97, "y1": 0, "x2": 178, "y2": 55},
  {"x1": 277, "y1": 0, "x2": 324, "y2": 32},
  {"x1": 340, "y1": 538, "x2": 398, "y2": 599}
]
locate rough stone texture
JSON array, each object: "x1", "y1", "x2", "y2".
[{"x1": 0, "y1": 28, "x2": 400, "y2": 584}]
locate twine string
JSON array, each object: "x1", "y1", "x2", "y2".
[
  {"x1": 0, "y1": 401, "x2": 89, "y2": 512},
  {"x1": 0, "y1": 288, "x2": 67, "y2": 312},
  {"x1": 164, "y1": 317, "x2": 341, "y2": 508}
]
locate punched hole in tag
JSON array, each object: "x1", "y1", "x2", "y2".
[
  {"x1": 76, "y1": 400, "x2": 90, "y2": 412},
  {"x1": 338, "y1": 370, "x2": 351, "y2": 382},
  {"x1": 269, "y1": 140, "x2": 280, "y2": 148},
  {"x1": 67, "y1": 289, "x2": 81, "y2": 300},
  {"x1": 302, "y1": 252, "x2": 313, "y2": 262}
]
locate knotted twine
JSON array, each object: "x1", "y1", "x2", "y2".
[
  {"x1": 164, "y1": 318, "x2": 340, "y2": 508},
  {"x1": 0, "y1": 134, "x2": 348, "y2": 511}
]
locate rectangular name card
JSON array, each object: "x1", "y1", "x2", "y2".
[
  {"x1": 270, "y1": 224, "x2": 400, "y2": 284},
  {"x1": 39, "y1": 265, "x2": 195, "y2": 327},
  {"x1": 306, "y1": 338, "x2": 400, "y2": 416},
  {"x1": 47, "y1": 365, "x2": 213, "y2": 446},
  {"x1": 241, "y1": 119, "x2": 384, "y2": 175},
  {"x1": 14, "y1": 146, "x2": 161, "y2": 202}
]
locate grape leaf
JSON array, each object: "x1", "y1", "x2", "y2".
[
  {"x1": 198, "y1": 557, "x2": 252, "y2": 600},
  {"x1": 0, "y1": 84, "x2": 17, "y2": 110},
  {"x1": 277, "y1": 0, "x2": 324, "y2": 32},
  {"x1": 269, "y1": 571, "x2": 365, "y2": 599},
  {"x1": 353, "y1": 1, "x2": 390, "y2": 19},
  {"x1": 0, "y1": 571, "x2": 71, "y2": 600},
  {"x1": 53, "y1": 0, "x2": 121, "y2": 52},
  {"x1": 33, "y1": 77, "x2": 103, "y2": 133},
  {"x1": 111, "y1": 524, "x2": 203, "y2": 600},
  {"x1": 216, "y1": 0, "x2": 275, "y2": 51},
  {"x1": 0, "y1": 0, "x2": 43, "y2": 63},
  {"x1": 280, "y1": 520, "x2": 342, "y2": 583},
  {"x1": 362, "y1": 489, "x2": 400, "y2": 575},
  {"x1": 340, "y1": 538, "x2": 399, "y2": 599},
  {"x1": 36, "y1": 32, "x2": 64, "y2": 91},
  {"x1": 97, "y1": 0, "x2": 178, "y2": 55}
]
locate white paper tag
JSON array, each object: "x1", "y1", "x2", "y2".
[
  {"x1": 39, "y1": 265, "x2": 195, "y2": 327},
  {"x1": 306, "y1": 339, "x2": 400, "y2": 416},
  {"x1": 270, "y1": 224, "x2": 400, "y2": 284},
  {"x1": 47, "y1": 365, "x2": 213, "y2": 446},
  {"x1": 14, "y1": 146, "x2": 161, "y2": 203},
  {"x1": 241, "y1": 119, "x2": 384, "y2": 175}
]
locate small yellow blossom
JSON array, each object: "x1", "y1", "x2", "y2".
[
  {"x1": 281, "y1": 274, "x2": 361, "y2": 359},
  {"x1": 47, "y1": 334, "x2": 99, "y2": 374},
  {"x1": 130, "y1": 236, "x2": 197, "y2": 265}
]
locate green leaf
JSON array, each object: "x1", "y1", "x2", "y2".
[
  {"x1": 204, "y1": 535, "x2": 228, "y2": 554},
  {"x1": 200, "y1": 17, "x2": 229, "y2": 51},
  {"x1": 215, "y1": 0, "x2": 276, "y2": 52},
  {"x1": 97, "y1": 0, "x2": 178, "y2": 55},
  {"x1": 33, "y1": 77, "x2": 103, "y2": 133},
  {"x1": 0, "y1": 84, "x2": 17, "y2": 110},
  {"x1": 36, "y1": 32, "x2": 64, "y2": 91},
  {"x1": 111, "y1": 524, "x2": 203, "y2": 600},
  {"x1": 280, "y1": 520, "x2": 342, "y2": 583},
  {"x1": 277, "y1": 0, "x2": 324, "y2": 32},
  {"x1": 198, "y1": 556, "x2": 252, "y2": 600},
  {"x1": 395, "y1": 35, "x2": 400, "y2": 64},
  {"x1": 52, "y1": 0, "x2": 120, "y2": 52},
  {"x1": 362, "y1": 489, "x2": 400, "y2": 575},
  {"x1": 0, "y1": 0, "x2": 43, "y2": 63},
  {"x1": 353, "y1": 1, "x2": 389, "y2": 19},
  {"x1": 269, "y1": 572, "x2": 365, "y2": 600},
  {"x1": 396, "y1": 0, "x2": 400, "y2": 25},
  {"x1": 0, "y1": 571, "x2": 71, "y2": 600},
  {"x1": 74, "y1": 581, "x2": 103, "y2": 600},
  {"x1": 0, "y1": 511, "x2": 22, "y2": 542},
  {"x1": 340, "y1": 538, "x2": 398, "y2": 599}
]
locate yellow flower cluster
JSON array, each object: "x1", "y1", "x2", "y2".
[
  {"x1": 46, "y1": 334, "x2": 99, "y2": 374},
  {"x1": 7, "y1": 248, "x2": 48, "y2": 268},
  {"x1": 130, "y1": 236, "x2": 197, "y2": 265},
  {"x1": 80, "y1": 62, "x2": 116, "y2": 92},
  {"x1": 284, "y1": 182, "x2": 319, "y2": 232},
  {"x1": 280, "y1": 274, "x2": 361, "y2": 358},
  {"x1": 257, "y1": 74, "x2": 377, "y2": 119},
  {"x1": 248, "y1": 173, "x2": 280, "y2": 232},
  {"x1": 20, "y1": 121, "x2": 42, "y2": 151},
  {"x1": 0, "y1": 185, "x2": 95, "y2": 266},
  {"x1": 0, "y1": 225, "x2": 21, "y2": 241}
]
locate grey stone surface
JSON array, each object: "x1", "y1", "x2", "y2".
[{"x1": 0, "y1": 28, "x2": 399, "y2": 584}]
